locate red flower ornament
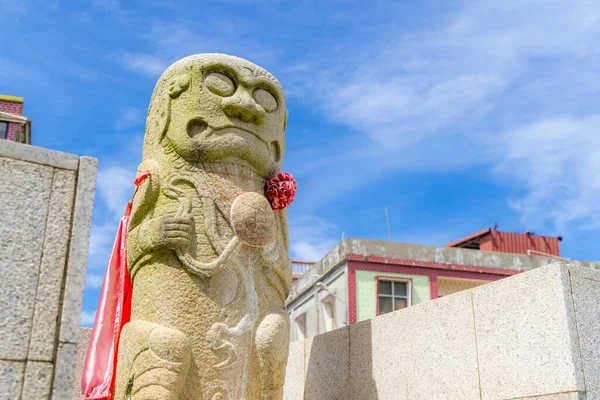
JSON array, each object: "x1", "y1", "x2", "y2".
[{"x1": 265, "y1": 172, "x2": 297, "y2": 211}]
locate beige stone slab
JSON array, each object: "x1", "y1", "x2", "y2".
[
  {"x1": 569, "y1": 274, "x2": 600, "y2": 399},
  {"x1": 405, "y1": 291, "x2": 480, "y2": 400},
  {"x1": 21, "y1": 361, "x2": 53, "y2": 398},
  {"x1": 473, "y1": 264, "x2": 584, "y2": 400},
  {"x1": 0, "y1": 158, "x2": 54, "y2": 360},
  {"x1": 0, "y1": 139, "x2": 79, "y2": 170},
  {"x1": 564, "y1": 263, "x2": 600, "y2": 282},
  {"x1": 349, "y1": 311, "x2": 409, "y2": 400},
  {"x1": 29, "y1": 169, "x2": 76, "y2": 361},
  {"x1": 52, "y1": 342, "x2": 78, "y2": 400},
  {"x1": 283, "y1": 339, "x2": 305, "y2": 400},
  {"x1": 71, "y1": 328, "x2": 92, "y2": 400},
  {"x1": 304, "y1": 327, "x2": 349, "y2": 400},
  {"x1": 515, "y1": 391, "x2": 585, "y2": 400},
  {"x1": 59, "y1": 156, "x2": 97, "y2": 344},
  {"x1": 0, "y1": 360, "x2": 25, "y2": 400}
]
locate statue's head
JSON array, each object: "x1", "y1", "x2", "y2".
[{"x1": 143, "y1": 54, "x2": 287, "y2": 178}]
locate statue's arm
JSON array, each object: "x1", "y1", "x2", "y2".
[
  {"x1": 127, "y1": 165, "x2": 193, "y2": 269},
  {"x1": 127, "y1": 170, "x2": 163, "y2": 268}
]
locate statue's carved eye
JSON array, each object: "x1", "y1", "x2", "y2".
[
  {"x1": 253, "y1": 88, "x2": 277, "y2": 112},
  {"x1": 204, "y1": 72, "x2": 235, "y2": 97}
]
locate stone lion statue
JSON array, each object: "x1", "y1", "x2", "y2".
[{"x1": 114, "y1": 54, "x2": 292, "y2": 400}]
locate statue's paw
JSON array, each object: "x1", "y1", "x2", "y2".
[
  {"x1": 160, "y1": 214, "x2": 193, "y2": 250},
  {"x1": 206, "y1": 322, "x2": 227, "y2": 348}
]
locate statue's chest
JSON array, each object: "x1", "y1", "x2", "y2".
[{"x1": 157, "y1": 171, "x2": 242, "y2": 256}]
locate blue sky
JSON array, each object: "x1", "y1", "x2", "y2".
[{"x1": 2, "y1": 0, "x2": 600, "y2": 326}]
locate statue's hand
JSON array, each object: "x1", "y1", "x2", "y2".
[{"x1": 160, "y1": 214, "x2": 193, "y2": 250}]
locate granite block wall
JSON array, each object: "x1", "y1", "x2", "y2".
[
  {"x1": 283, "y1": 262, "x2": 599, "y2": 400},
  {"x1": 0, "y1": 139, "x2": 97, "y2": 400}
]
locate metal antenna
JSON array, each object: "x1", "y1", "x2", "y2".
[{"x1": 385, "y1": 207, "x2": 391, "y2": 241}]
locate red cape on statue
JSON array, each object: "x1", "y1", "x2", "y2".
[{"x1": 81, "y1": 171, "x2": 150, "y2": 400}]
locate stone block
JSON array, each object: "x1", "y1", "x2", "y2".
[
  {"x1": 283, "y1": 339, "x2": 305, "y2": 400},
  {"x1": 517, "y1": 392, "x2": 585, "y2": 400},
  {"x1": 0, "y1": 158, "x2": 54, "y2": 360},
  {"x1": 71, "y1": 328, "x2": 92, "y2": 400},
  {"x1": 473, "y1": 264, "x2": 584, "y2": 400},
  {"x1": 304, "y1": 326, "x2": 349, "y2": 400},
  {"x1": 349, "y1": 312, "x2": 409, "y2": 400},
  {"x1": 568, "y1": 267, "x2": 600, "y2": 399},
  {"x1": 0, "y1": 139, "x2": 79, "y2": 170},
  {"x1": 405, "y1": 290, "x2": 480, "y2": 400},
  {"x1": 0, "y1": 360, "x2": 25, "y2": 400},
  {"x1": 59, "y1": 156, "x2": 97, "y2": 344},
  {"x1": 52, "y1": 342, "x2": 78, "y2": 400},
  {"x1": 21, "y1": 361, "x2": 53, "y2": 398},
  {"x1": 29, "y1": 169, "x2": 76, "y2": 361}
]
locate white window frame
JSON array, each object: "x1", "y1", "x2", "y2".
[
  {"x1": 320, "y1": 294, "x2": 336, "y2": 332},
  {"x1": 294, "y1": 313, "x2": 307, "y2": 340}
]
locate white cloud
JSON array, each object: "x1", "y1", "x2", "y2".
[
  {"x1": 88, "y1": 222, "x2": 116, "y2": 259},
  {"x1": 310, "y1": 0, "x2": 600, "y2": 146},
  {"x1": 115, "y1": 107, "x2": 142, "y2": 130},
  {"x1": 287, "y1": 0, "x2": 600, "y2": 231},
  {"x1": 120, "y1": 53, "x2": 168, "y2": 77},
  {"x1": 80, "y1": 310, "x2": 97, "y2": 327},
  {"x1": 288, "y1": 215, "x2": 340, "y2": 261},
  {"x1": 97, "y1": 165, "x2": 136, "y2": 216},
  {"x1": 120, "y1": 22, "x2": 279, "y2": 78},
  {"x1": 88, "y1": 165, "x2": 137, "y2": 269},
  {"x1": 85, "y1": 273, "x2": 104, "y2": 289},
  {"x1": 491, "y1": 116, "x2": 600, "y2": 232}
]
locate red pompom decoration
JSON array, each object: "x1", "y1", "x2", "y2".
[{"x1": 265, "y1": 172, "x2": 297, "y2": 211}]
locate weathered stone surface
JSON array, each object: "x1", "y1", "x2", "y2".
[
  {"x1": 114, "y1": 54, "x2": 292, "y2": 400},
  {"x1": 568, "y1": 268, "x2": 600, "y2": 399},
  {"x1": 304, "y1": 327, "x2": 349, "y2": 400},
  {"x1": 52, "y1": 342, "x2": 78, "y2": 400},
  {"x1": 406, "y1": 291, "x2": 480, "y2": 400},
  {"x1": 29, "y1": 169, "x2": 76, "y2": 361},
  {"x1": 0, "y1": 140, "x2": 97, "y2": 399},
  {"x1": 473, "y1": 264, "x2": 584, "y2": 400},
  {"x1": 0, "y1": 139, "x2": 79, "y2": 170},
  {"x1": 283, "y1": 263, "x2": 600, "y2": 400},
  {"x1": 282, "y1": 339, "x2": 304, "y2": 400},
  {"x1": 517, "y1": 392, "x2": 585, "y2": 400},
  {"x1": 22, "y1": 361, "x2": 54, "y2": 398},
  {"x1": 0, "y1": 360, "x2": 25, "y2": 400},
  {"x1": 0, "y1": 157, "x2": 54, "y2": 360},
  {"x1": 350, "y1": 291, "x2": 480, "y2": 400},
  {"x1": 71, "y1": 328, "x2": 92, "y2": 400},
  {"x1": 349, "y1": 313, "x2": 408, "y2": 400},
  {"x1": 59, "y1": 156, "x2": 97, "y2": 344}
]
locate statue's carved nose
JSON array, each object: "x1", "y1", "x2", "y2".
[{"x1": 222, "y1": 88, "x2": 265, "y2": 124}]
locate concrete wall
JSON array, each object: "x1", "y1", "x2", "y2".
[
  {"x1": 288, "y1": 264, "x2": 348, "y2": 341},
  {"x1": 0, "y1": 140, "x2": 97, "y2": 400},
  {"x1": 355, "y1": 270, "x2": 430, "y2": 322},
  {"x1": 283, "y1": 262, "x2": 600, "y2": 400},
  {"x1": 288, "y1": 238, "x2": 600, "y2": 304}
]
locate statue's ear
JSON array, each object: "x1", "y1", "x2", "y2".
[
  {"x1": 283, "y1": 109, "x2": 288, "y2": 133},
  {"x1": 145, "y1": 85, "x2": 171, "y2": 146},
  {"x1": 146, "y1": 73, "x2": 191, "y2": 146}
]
